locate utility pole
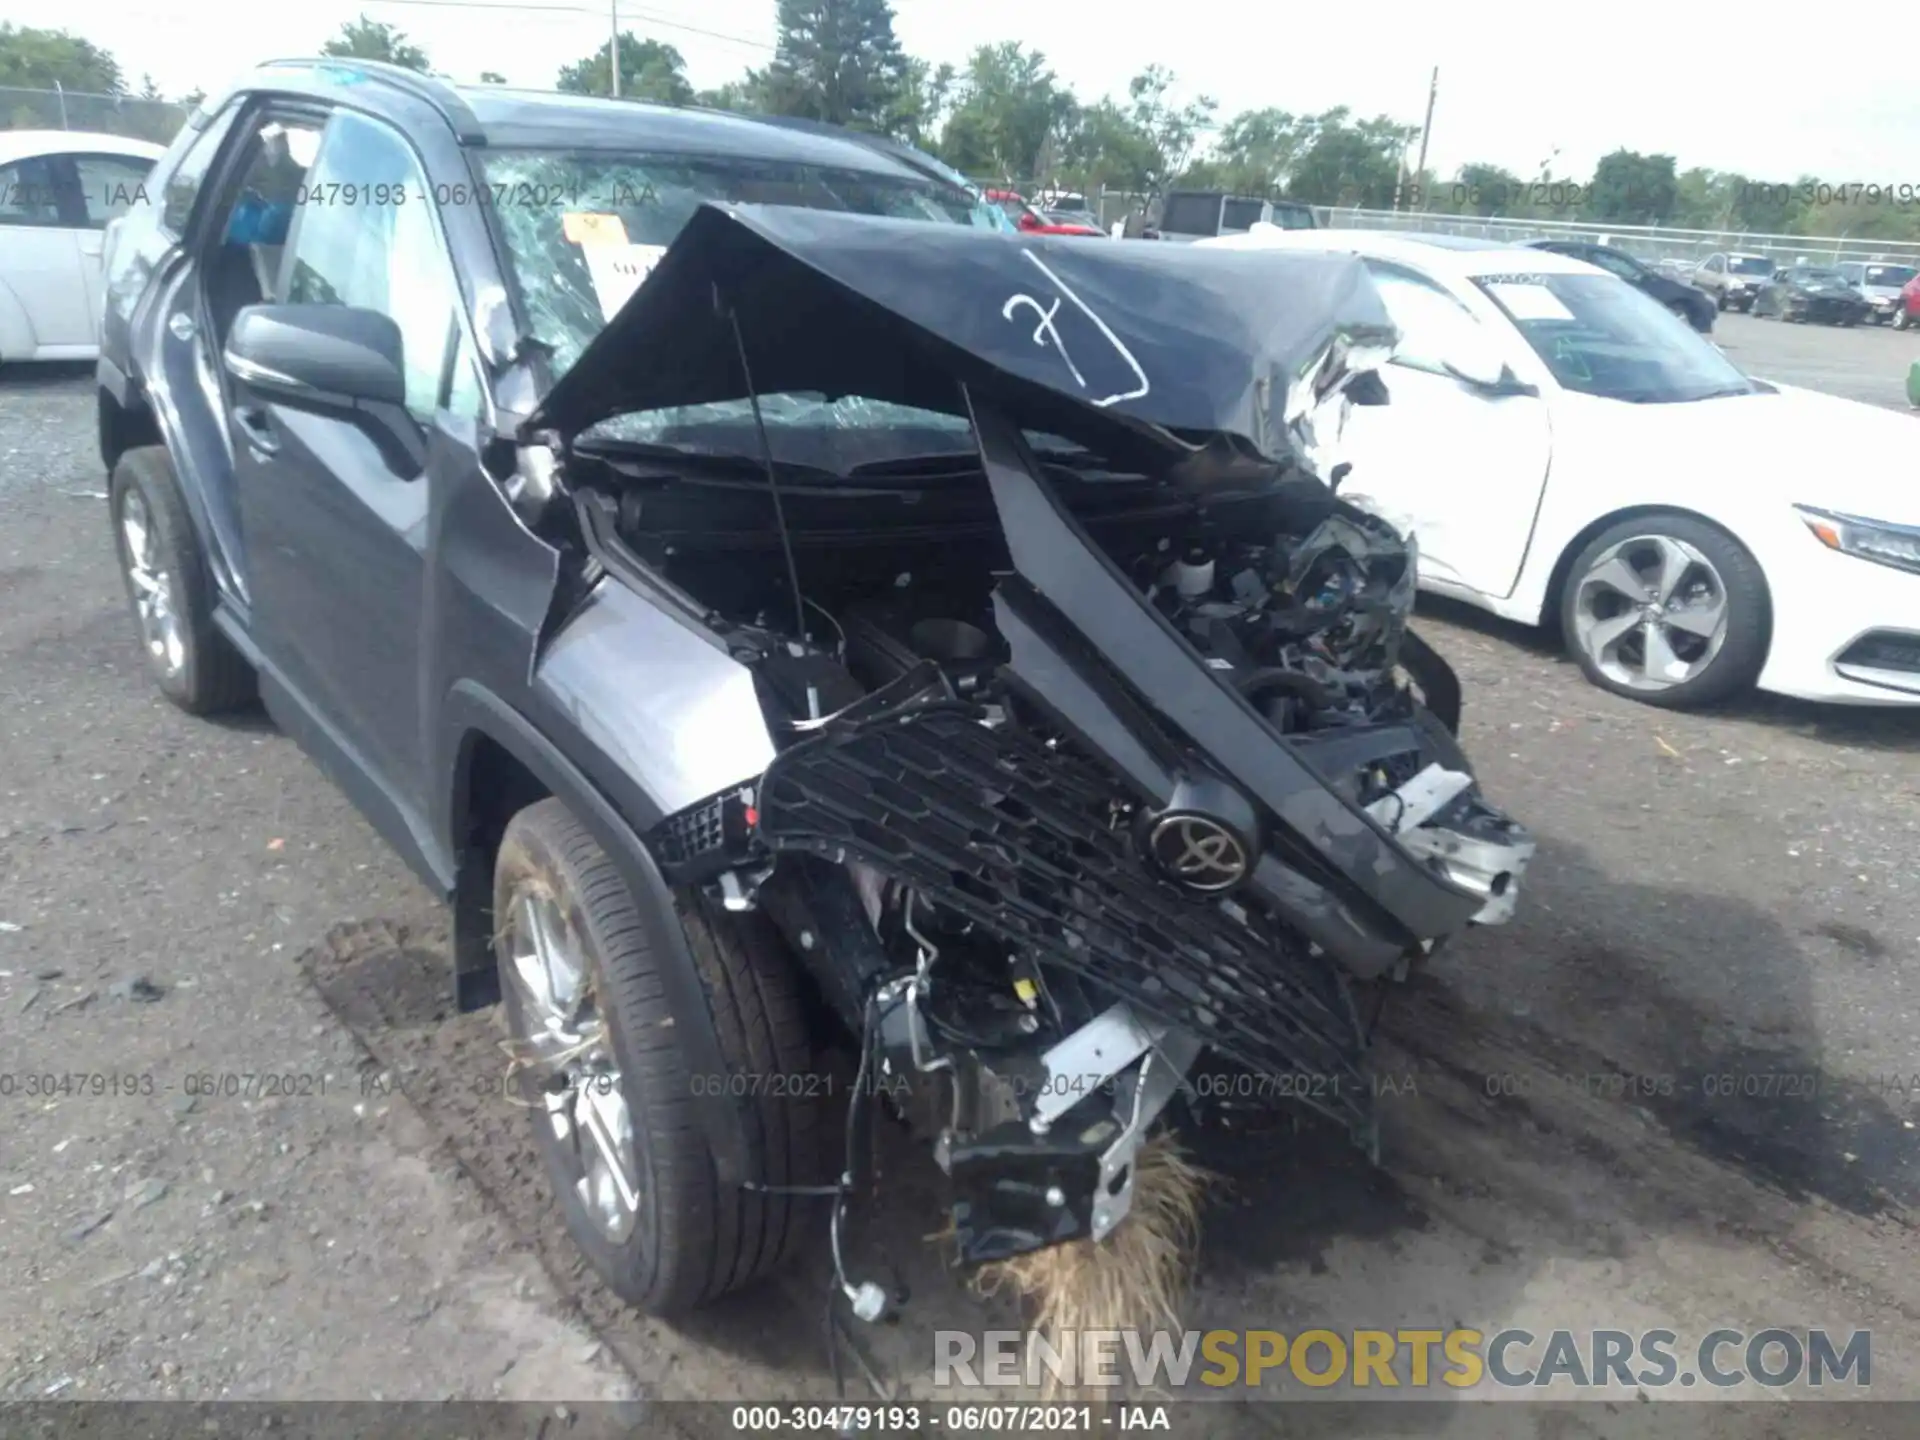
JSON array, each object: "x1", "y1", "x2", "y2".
[
  {"x1": 1412, "y1": 66, "x2": 1437, "y2": 197},
  {"x1": 609, "y1": 0, "x2": 621, "y2": 98}
]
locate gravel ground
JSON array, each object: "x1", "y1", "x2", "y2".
[{"x1": 3, "y1": 314, "x2": 1919, "y2": 1434}]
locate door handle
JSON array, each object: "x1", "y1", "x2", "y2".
[{"x1": 231, "y1": 404, "x2": 279, "y2": 455}]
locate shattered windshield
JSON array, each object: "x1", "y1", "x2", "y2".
[{"x1": 481, "y1": 148, "x2": 1023, "y2": 459}]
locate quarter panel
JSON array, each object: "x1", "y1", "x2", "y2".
[{"x1": 530, "y1": 579, "x2": 777, "y2": 828}]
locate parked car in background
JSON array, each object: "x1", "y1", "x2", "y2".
[
  {"x1": 1201, "y1": 228, "x2": 1920, "y2": 710},
  {"x1": 1525, "y1": 239, "x2": 1715, "y2": 332},
  {"x1": 980, "y1": 188, "x2": 1105, "y2": 235},
  {"x1": 1836, "y1": 260, "x2": 1918, "y2": 324},
  {"x1": 1043, "y1": 206, "x2": 1102, "y2": 230},
  {"x1": 1692, "y1": 251, "x2": 1774, "y2": 312},
  {"x1": 0, "y1": 130, "x2": 165, "y2": 362},
  {"x1": 1752, "y1": 265, "x2": 1873, "y2": 325},
  {"x1": 1153, "y1": 190, "x2": 1317, "y2": 242},
  {"x1": 1895, "y1": 273, "x2": 1920, "y2": 330}
]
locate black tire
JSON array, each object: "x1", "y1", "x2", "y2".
[
  {"x1": 1895, "y1": 310, "x2": 1912, "y2": 331},
  {"x1": 1714, "y1": 291, "x2": 1728, "y2": 312},
  {"x1": 1559, "y1": 513, "x2": 1770, "y2": 710},
  {"x1": 493, "y1": 798, "x2": 823, "y2": 1316},
  {"x1": 107, "y1": 445, "x2": 255, "y2": 715}
]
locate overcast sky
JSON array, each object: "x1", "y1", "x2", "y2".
[{"x1": 12, "y1": 0, "x2": 1916, "y2": 184}]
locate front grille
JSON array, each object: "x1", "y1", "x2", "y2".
[{"x1": 755, "y1": 702, "x2": 1372, "y2": 1135}]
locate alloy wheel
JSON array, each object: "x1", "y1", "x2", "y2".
[
  {"x1": 120, "y1": 489, "x2": 184, "y2": 679},
  {"x1": 1570, "y1": 534, "x2": 1730, "y2": 693},
  {"x1": 502, "y1": 890, "x2": 641, "y2": 1242}
]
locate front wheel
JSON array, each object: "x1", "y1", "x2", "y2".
[
  {"x1": 493, "y1": 798, "x2": 824, "y2": 1315},
  {"x1": 108, "y1": 446, "x2": 255, "y2": 715},
  {"x1": 1560, "y1": 515, "x2": 1769, "y2": 710},
  {"x1": 1894, "y1": 309, "x2": 1912, "y2": 331}
]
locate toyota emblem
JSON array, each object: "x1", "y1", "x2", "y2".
[{"x1": 1147, "y1": 813, "x2": 1250, "y2": 893}]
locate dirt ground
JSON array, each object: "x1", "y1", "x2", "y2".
[{"x1": 3, "y1": 313, "x2": 1918, "y2": 1437}]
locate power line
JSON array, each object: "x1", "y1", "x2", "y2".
[{"x1": 347, "y1": 0, "x2": 775, "y2": 50}]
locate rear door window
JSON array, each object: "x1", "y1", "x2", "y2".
[
  {"x1": 0, "y1": 155, "x2": 68, "y2": 227},
  {"x1": 74, "y1": 154, "x2": 159, "y2": 228}
]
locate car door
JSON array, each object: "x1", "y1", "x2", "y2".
[
  {"x1": 70, "y1": 152, "x2": 161, "y2": 344},
  {"x1": 1333, "y1": 260, "x2": 1553, "y2": 599},
  {"x1": 149, "y1": 105, "x2": 324, "y2": 612},
  {"x1": 223, "y1": 107, "x2": 480, "y2": 812},
  {"x1": 1695, "y1": 252, "x2": 1724, "y2": 298},
  {"x1": 0, "y1": 152, "x2": 91, "y2": 354}
]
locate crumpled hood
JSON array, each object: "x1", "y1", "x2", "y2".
[{"x1": 523, "y1": 202, "x2": 1397, "y2": 474}]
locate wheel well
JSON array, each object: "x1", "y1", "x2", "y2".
[
  {"x1": 1542, "y1": 504, "x2": 1771, "y2": 644},
  {"x1": 99, "y1": 388, "x2": 162, "y2": 473},
  {"x1": 449, "y1": 732, "x2": 553, "y2": 1011}
]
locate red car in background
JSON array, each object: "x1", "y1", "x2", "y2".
[
  {"x1": 982, "y1": 188, "x2": 1107, "y2": 236},
  {"x1": 1895, "y1": 273, "x2": 1920, "y2": 330}
]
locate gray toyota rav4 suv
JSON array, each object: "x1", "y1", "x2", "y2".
[{"x1": 96, "y1": 58, "x2": 1530, "y2": 1324}]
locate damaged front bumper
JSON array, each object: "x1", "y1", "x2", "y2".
[{"x1": 664, "y1": 403, "x2": 1533, "y2": 1263}]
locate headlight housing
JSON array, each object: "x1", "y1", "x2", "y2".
[{"x1": 1797, "y1": 505, "x2": 1920, "y2": 576}]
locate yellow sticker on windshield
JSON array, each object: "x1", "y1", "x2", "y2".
[{"x1": 563, "y1": 211, "x2": 629, "y2": 246}]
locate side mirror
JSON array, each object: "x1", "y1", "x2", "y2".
[
  {"x1": 1017, "y1": 212, "x2": 1042, "y2": 232},
  {"x1": 225, "y1": 304, "x2": 424, "y2": 475},
  {"x1": 1438, "y1": 329, "x2": 1538, "y2": 398}
]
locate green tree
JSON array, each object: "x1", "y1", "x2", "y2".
[
  {"x1": 181, "y1": 87, "x2": 206, "y2": 110},
  {"x1": 694, "y1": 77, "x2": 765, "y2": 113},
  {"x1": 1587, "y1": 149, "x2": 1679, "y2": 225},
  {"x1": 886, "y1": 58, "x2": 954, "y2": 149},
  {"x1": 1123, "y1": 66, "x2": 1215, "y2": 192},
  {"x1": 320, "y1": 16, "x2": 430, "y2": 73},
  {"x1": 1450, "y1": 162, "x2": 1523, "y2": 216},
  {"x1": 1059, "y1": 97, "x2": 1160, "y2": 194},
  {"x1": 1207, "y1": 107, "x2": 1308, "y2": 197},
  {"x1": 556, "y1": 34, "x2": 693, "y2": 103},
  {"x1": 478, "y1": 70, "x2": 507, "y2": 85},
  {"x1": 0, "y1": 23, "x2": 125, "y2": 94},
  {"x1": 758, "y1": 0, "x2": 908, "y2": 131},
  {"x1": 939, "y1": 42, "x2": 1076, "y2": 181},
  {"x1": 1285, "y1": 109, "x2": 1414, "y2": 208}
]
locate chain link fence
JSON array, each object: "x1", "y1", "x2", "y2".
[
  {"x1": 0, "y1": 86, "x2": 188, "y2": 146},
  {"x1": 1315, "y1": 207, "x2": 1920, "y2": 271},
  {"x1": 1001, "y1": 180, "x2": 1920, "y2": 269}
]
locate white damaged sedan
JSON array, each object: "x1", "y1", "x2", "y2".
[{"x1": 1204, "y1": 228, "x2": 1920, "y2": 709}]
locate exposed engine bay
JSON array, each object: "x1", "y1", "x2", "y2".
[
  {"x1": 524, "y1": 203, "x2": 1536, "y2": 1313},
  {"x1": 566, "y1": 423, "x2": 1532, "y2": 1280}
]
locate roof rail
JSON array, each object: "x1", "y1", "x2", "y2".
[{"x1": 251, "y1": 57, "x2": 485, "y2": 143}]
